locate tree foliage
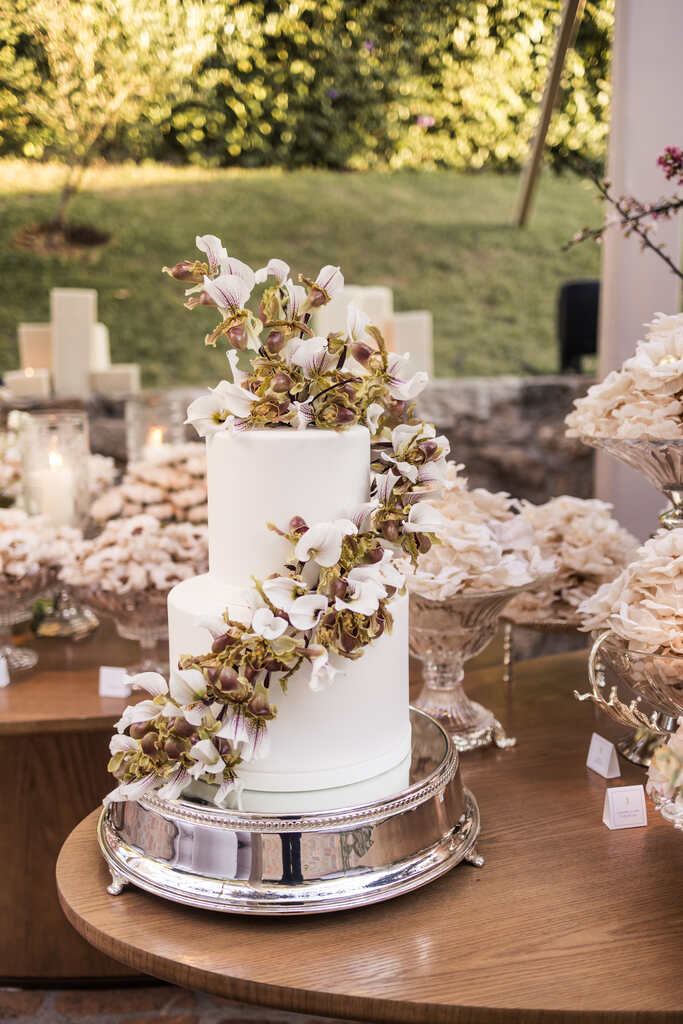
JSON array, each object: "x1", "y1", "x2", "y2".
[{"x1": 0, "y1": 0, "x2": 613, "y2": 174}]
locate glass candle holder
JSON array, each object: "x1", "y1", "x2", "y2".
[
  {"x1": 125, "y1": 392, "x2": 188, "y2": 463},
  {"x1": 20, "y1": 410, "x2": 90, "y2": 528}
]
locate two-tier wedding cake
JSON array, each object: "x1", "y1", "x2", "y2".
[{"x1": 106, "y1": 236, "x2": 450, "y2": 809}]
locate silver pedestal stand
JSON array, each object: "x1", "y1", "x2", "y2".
[{"x1": 98, "y1": 708, "x2": 483, "y2": 915}]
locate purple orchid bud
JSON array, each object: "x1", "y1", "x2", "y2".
[
  {"x1": 218, "y1": 666, "x2": 241, "y2": 692},
  {"x1": 265, "y1": 329, "x2": 286, "y2": 353},
  {"x1": 163, "y1": 260, "x2": 200, "y2": 281},
  {"x1": 129, "y1": 722, "x2": 149, "y2": 740},
  {"x1": 164, "y1": 736, "x2": 187, "y2": 759},
  {"x1": 351, "y1": 341, "x2": 373, "y2": 366},
  {"x1": 271, "y1": 371, "x2": 292, "y2": 393},
  {"x1": 289, "y1": 515, "x2": 308, "y2": 535},
  {"x1": 331, "y1": 578, "x2": 348, "y2": 599},
  {"x1": 140, "y1": 732, "x2": 158, "y2": 756},
  {"x1": 227, "y1": 322, "x2": 248, "y2": 349},
  {"x1": 417, "y1": 533, "x2": 432, "y2": 554},
  {"x1": 364, "y1": 544, "x2": 384, "y2": 564},
  {"x1": 212, "y1": 633, "x2": 230, "y2": 653},
  {"x1": 381, "y1": 519, "x2": 400, "y2": 542},
  {"x1": 172, "y1": 717, "x2": 196, "y2": 738},
  {"x1": 420, "y1": 440, "x2": 438, "y2": 458}
]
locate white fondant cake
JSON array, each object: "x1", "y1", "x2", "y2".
[{"x1": 168, "y1": 425, "x2": 411, "y2": 793}]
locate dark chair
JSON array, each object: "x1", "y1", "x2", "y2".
[{"x1": 558, "y1": 279, "x2": 600, "y2": 372}]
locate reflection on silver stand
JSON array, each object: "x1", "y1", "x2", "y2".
[{"x1": 98, "y1": 708, "x2": 483, "y2": 915}]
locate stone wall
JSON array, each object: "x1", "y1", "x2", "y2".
[
  {"x1": 417, "y1": 375, "x2": 594, "y2": 503},
  {"x1": 4, "y1": 375, "x2": 595, "y2": 504}
]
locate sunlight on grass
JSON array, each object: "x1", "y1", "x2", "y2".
[{"x1": 0, "y1": 162, "x2": 602, "y2": 385}]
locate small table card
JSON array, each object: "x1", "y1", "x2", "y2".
[
  {"x1": 0, "y1": 656, "x2": 9, "y2": 688},
  {"x1": 603, "y1": 785, "x2": 648, "y2": 830},
  {"x1": 99, "y1": 666, "x2": 132, "y2": 698},
  {"x1": 587, "y1": 732, "x2": 621, "y2": 779}
]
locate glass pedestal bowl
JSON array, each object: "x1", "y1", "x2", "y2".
[
  {"x1": 0, "y1": 571, "x2": 48, "y2": 673},
  {"x1": 409, "y1": 579, "x2": 549, "y2": 752},
  {"x1": 584, "y1": 437, "x2": 683, "y2": 530},
  {"x1": 82, "y1": 587, "x2": 169, "y2": 676}
]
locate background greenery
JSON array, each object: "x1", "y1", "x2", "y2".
[
  {"x1": 0, "y1": 161, "x2": 600, "y2": 384},
  {"x1": 1, "y1": 0, "x2": 612, "y2": 173}
]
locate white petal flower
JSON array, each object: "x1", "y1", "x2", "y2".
[
  {"x1": 404, "y1": 502, "x2": 447, "y2": 534},
  {"x1": 315, "y1": 265, "x2": 344, "y2": 297},
  {"x1": 185, "y1": 379, "x2": 256, "y2": 437},
  {"x1": 196, "y1": 233, "x2": 227, "y2": 274},
  {"x1": 109, "y1": 734, "x2": 138, "y2": 755},
  {"x1": 226, "y1": 348, "x2": 248, "y2": 387},
  {"x1": 202, "y1": 273, "x2": 252, "y2": 312},
  {"x1": 262, "y1": 575, "x2": 302, "y2": 610},
  {"x1": 288, "y1": 593, "x2": 329, "y2": 630},
  {"x1": 197, "y1": 612, "x2": 228, "y2": 638},
  {"x1": 284, "y1": 280, "x2": 307, "y2": 319},
  {"x1": 295, "y1": 519, "x2": 358, "y2": 567},
  {"x1": 103, "y1": 773, "x2": 157, "y2": 807},
  {"x1": 345, "y1": 304, "x2": 371, "y2": 343},
  {"x1": 114, "y1": 700, "x2": 160, "y2": 734},
  {"x1": 187, "y1": 738, "x2": 224, "y2": 778},
  {"x1": 156, "y1": 766, "x2": 190, "y2": 802},
  {"x1": 365, "y1": 402, "x2": 384, "y2": 436},
  {"x1": 214, "y1": 778, "x2": 243, "y2": 807},
  {"x1": 220, "y1": 256, "x2": 256, "y2": 291},
  {"x1": 335, "y1": 575, "x2": 386, "y2": 615},
  {"x1": 386, "y1": 353, "x2": 428, "y2": 400},
  {"x1": 289, "y1": 336, "x2": 338, "y2": 376},
  {"x1": 391, "y1": 422, "x2": 435, "y2": 455},
  {"x1": 252, "y1": 607, "x2": 288, "y2": 640},
  {"x1": 308, "y1": 646, "x2": 339, "y2": 692},
  {"x1": 374, "y1": 469, "x2": 400, "y2": 505},
  {"x1": 290, "y1": 400, "x2": 314, "y2": 430},
  {"x1": 349, "y1": 499, "x2": 380, "y2": 532},
  {"x1": 170, "y1": 668, "x2": 207, "y2": 705},
  {"x1": 126, "y1": 671, "x2": 168, "y2": 697},
  {"x1": 255, "y1": 258, "x2": 290, "y2": 284},
  {"x1": 380, "y1": 452, "x2": 418, "y2": 482}
]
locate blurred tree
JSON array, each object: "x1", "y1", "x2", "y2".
[{"x1": 0, "y1": 0, "x2": 222, "y2": 227}]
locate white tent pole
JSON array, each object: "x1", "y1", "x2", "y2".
[{"x1": 595, "y1": 0, "x2": 683, "y2": 540}]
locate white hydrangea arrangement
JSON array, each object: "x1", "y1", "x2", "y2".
[
  {"x1": 579, "y1": 530, "x2": 683, "y2": 653},
  {"x1": 505, "y1": 496, "x2": 639, "y2": 623},
  {"x1": 406, "y1": 463, "x2": 555, "y2": 601},
  {"x1": 60, "y1": 514, "x2": 208, "y2": 594},
  {"x1": 106, "y1": 237, "x2": 450, "y2": 807},
  {"x1": 565, "y1": 313, "x2": 683, "y2": 439}
]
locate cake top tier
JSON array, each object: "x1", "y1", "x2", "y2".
[{"x1": 207, "y1": 425, "x2": 370, "y2": 595}]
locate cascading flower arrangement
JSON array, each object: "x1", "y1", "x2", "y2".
[{"x1": 106, "y1": 235, "x2": 449, "y2": 807}]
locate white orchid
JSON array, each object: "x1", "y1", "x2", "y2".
[
  {"x1": 306, "y1": 645, "x2": 339, "y2": 692},
  {"x1": 170, "y1": 667, "x2": 207, "y2": 705},
  {"x1": 103, "y1": 773, "x2": 157, "y2": 807},
  {"x1": 345, "y1": 304, "x2": 371, "y2": 343},
  {"x1": 289, "y1": 400, "x2": 314, "y2": 430},
  {"x1": 156, "y1": 766, "x2": 190, "y2": 802},
  {"x1": 284, "y1": 279, "x2": 307, "y2": 320},
  {"x1": 386, "y1": 352, "x2": 428, "y2": 401},
  {"x1": 289, "y1": 335, "x2": 338, "y2": 376},
  {"x1": 289, "y1": 593, "x2": 329, "y2": 630},
  {"x1": 196, "y1": 233, "x2": 228, "y2": 274},
  {"x1": 262, "y1": 575, "x2": 304, "y2": 610},
  {"x1": 379, "y1": 452, "x2": 418, "y2": 482},
  {"x1": 392, "y1": 422, "x2": 435, "y2": 455},
  {"x1": 185, "y1": 378, "x2": 256, "y2": 437},
  {"x1": 353, "y1": 550, "x2": 405, "y2": 590},
  {"x1": 187, "y1": 738, "x2": 226, "y2": 779},
  {"x1": 349, "y1": 499, "x2": 380, "y2": 532},
  {"x1": 252, "y1": 606, "x2": 288, "y2": 640},
  {"x1": 374, "y1": 469, "x2": 400, "y2": 505},
  {"x1": 365, "y1": 402, "x2": 384, "y2": 436},
  {"x1": 202, "y1": 273, "x2": 252, "y2": 313},
  {"x1": 315, "y1": 264, "x2": 344, "y2": 299},
  {"x1": 226, "y1": 348, "x2": 249, "y2": 387},
  {"x1": 295, "y1": 518, "x2": 358, "y2": 567},
  {"x1": 335, "y1": 573, "x2": 387, "y2": 615},
  {"x1": 109, "y1": 733, "x2": 138, "y2": 756},
  {"x1": 197, "y1": 612, "x2": 228, "y2": 638},
  {"x1": 114, "y1": 700, "x2": 162, "y2": 735},
  {"x1": 404, "y1": 502, "x2": 447, "y2": 534},
  {"x1": 255, "y1": 258, "x2": 290, "y2": 285},
  {"x1": 126, "y1": 671, "x2": 168, "y2": 697}
]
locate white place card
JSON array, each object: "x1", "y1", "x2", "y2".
[
  {"x1": 99, "y1": 666, "x2": 132, "y2": 698},
  {"x1": 603, "y1": 785, "x2": 648, "y2": 830},
  {"x1": 0, "y1": 656, "x2": 9, "y2": 688},
  {"x1": 587, "y1": 732, "x2": 621, "y2": 779}
]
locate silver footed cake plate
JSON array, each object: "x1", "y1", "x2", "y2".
[{"x1": 98, "y1": 707, "x2": 483, "y2": 915}]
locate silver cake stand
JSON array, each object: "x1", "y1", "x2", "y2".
[{"x1": 98, "y1": 708, "x2": 483, "y2": 915}]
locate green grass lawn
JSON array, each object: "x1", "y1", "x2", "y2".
[{"x1": 0, "y1": 161, "x2": 601, "y2": 386}]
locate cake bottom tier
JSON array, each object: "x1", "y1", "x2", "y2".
[{"x1": 168, "y1": 575, "x2": 411, "y2": 792}]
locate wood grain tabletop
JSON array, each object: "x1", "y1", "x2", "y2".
[{"x1": 56, "y1": 650, "x2": 683, "y2": 1023}]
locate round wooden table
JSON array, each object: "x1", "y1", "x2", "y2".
[{"x1": 57, "y1": 651, "x2": 683, "y2": 1023}]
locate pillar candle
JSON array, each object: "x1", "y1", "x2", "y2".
[
  {"x1": 392, "y1": 311, "x2": 434, "y2": 376},
  {"x1": 51, "y1": 288, "x2": 97, "y2": 398},
  {"x1": 30, "y1": 449, "x2": 75, "y2": 526},
  {"x1": 91, "y1": 323, "x2": 111, "y2": 371},
  {"x1": 89, "y1": 364, "x2": 140, "y2": 396},
  {"x1": 18, "y1": 324, "x2": 52, "y2": 371},
  {"x1": 4, "y1": 368, "x2": 51, "y2": 400}
]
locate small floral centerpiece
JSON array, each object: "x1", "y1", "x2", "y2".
[
  {"x1": 647, "y1": 720, "x2": 683, "y2": 828},
  {"x1": 106, "y1": 236, "x2": 450, "y2": 805},
  {"x1": 505, "y1": 496, "x2": 638, "y2": 625}
]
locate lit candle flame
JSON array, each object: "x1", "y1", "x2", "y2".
[
  {"x1": 25, "y1": 367, "x2": 35, "y2": 378},
  {"x1": 147, "y1": 426, "x2": 164, "y2": 447},
  {"x1": 49, "y1": 449, "x2": 64, "y2": 469}
]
